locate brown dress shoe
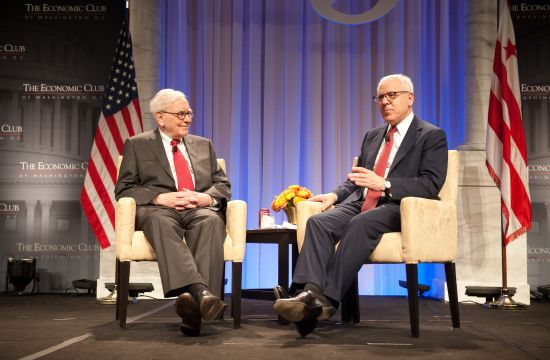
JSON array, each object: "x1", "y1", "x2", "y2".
[
  {"x1": 194, "y1": 290, "x2": 227, "y2": 322},
  {"x1": 175, "y1": 292, "x2": 201, "y2": 336}
]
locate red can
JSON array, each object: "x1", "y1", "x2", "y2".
[{"x1": 259, "y1": 208, "x2": 270, "y2": 228}]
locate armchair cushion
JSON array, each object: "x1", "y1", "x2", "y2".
[
  {"x1": 368, "y1": 233, "x2": 403, "y2": 262},
  {"x1": 115, "y1": 197, "x2": 156, "y2": 261},
  {"x1": 224, "y1": 200, "x2": 247, "y2": 262}
]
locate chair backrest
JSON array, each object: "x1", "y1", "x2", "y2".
[
  {"x1": 116, "y1": 155, "x2": 226, "y2": 177},
  {"x1": 438, "y1": 150, "x2": 458, "y2": 204},
  {"x1": 352, "y1": 150, "x2": 459, "y2": 203}
]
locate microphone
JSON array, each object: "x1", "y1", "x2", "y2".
[
  {"x1": 172, "y1": 145, "x2": 178, "y2": 153},
  {"x1": 384, "y1": 133, "x2": 390, "y2": 143}
]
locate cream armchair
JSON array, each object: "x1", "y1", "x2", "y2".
[
  {"x1": 115, "y1": 157, "x2": 247, "y2": 329},
  {"x1": 296, "y1": 150, "x2": 459, "y2": 337}
]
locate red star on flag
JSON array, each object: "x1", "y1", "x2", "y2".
[{"x1": 504, "y1": 39, "x2": 517, "y2": 60}]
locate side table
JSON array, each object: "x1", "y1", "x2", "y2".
[{"x1": 242, "y1": 228, "x2": 298, "y2": 301}]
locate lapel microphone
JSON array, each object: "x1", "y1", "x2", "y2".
[
  {"x1": 384, "y1": 133, "x2": 390, "y2": 143},
  {"x1": 172, "y1": 145, "x2": 178, "y2": 153}
]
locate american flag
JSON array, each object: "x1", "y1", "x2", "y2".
[
  {"x1": 486, "y1": 4, "x2": 531, "y2": 245},
  {"x1": 81, "y1": 19, "x2": 143, "y2": 249}
]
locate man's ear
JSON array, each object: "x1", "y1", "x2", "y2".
[{"x1": 155, "y1": 112, "x2": 164, "y2": 127}]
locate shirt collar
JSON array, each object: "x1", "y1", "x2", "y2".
[
  {"x1": 392, "y1": 111, "x2": 414, "y2": 136},
  {"x1": 158, "y1": 128, "x2": 180, "y2": 145}
]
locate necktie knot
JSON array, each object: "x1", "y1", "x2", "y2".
[{"x1": 170, "y1": 139, "x2": 179, "y2": 147}]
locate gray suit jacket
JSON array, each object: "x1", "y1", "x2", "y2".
[
  {"x1": 333, "y1": 116, "x2": 448, "y2": 205},
  {"x1": 115, "y1": 128, "x2": 231, "y2": 210}
]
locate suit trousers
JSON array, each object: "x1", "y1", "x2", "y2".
[
  {"x1": 136, "y1": 206, "x2": 226, "y2": 298},
  {"x1": 292, "y1": 199, "x2": 401, "y2": 302}
]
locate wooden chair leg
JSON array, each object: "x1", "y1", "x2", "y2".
[
  {"x1": 405, "y1": 264, "x2": 419, "y2": 338},
  {"x1": 341, "y1": 275, "x2": 360, "y2": 323},
  {"x1": 221, "y1": 264, "x2": 226, "y2": 302},
  {"x1": 115, "y1": 259, "x2": 120, "y2": 320},
  {"x1": 232, "y1": 261, "x2": 242, "y2": 329},
  {"x1": 351, "y1": 276, "x2": 360, "y2": 323},
  {"x1": 118, "y1": 261, "x2": 130, "y2": 329},
  {"x1": 444, "y1": 262, "x2": 460, "y2": 328}
]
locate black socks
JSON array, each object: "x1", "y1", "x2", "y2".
[
  {"x1": 305, "y1": 282, "x2": 339, "y2": 309},
  {"x1": 188, "y1": 283, "x2": 207, "y2": 297}
]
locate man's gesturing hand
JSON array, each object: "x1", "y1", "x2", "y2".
[{"x1": 347, "y1": 167, "x2": 385, "y2": 191}]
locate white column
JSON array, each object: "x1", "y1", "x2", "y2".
[
  {"x1": 54, "y1": 100, "x2": 61, "y2": 152},
  {"x1": 130, "y1": 0, "x2": 161, "y2": 130},
  {"x1": 25, "y1": 200, "x2": 37, "y2": 243},
  {"x1": 30, "y1": 99, "x2": 41, "y2": 150},
  {"x1": 71, "y1": 102, "x2": 79, "y2": 156},
  {"x1": 40, "y1": 200, "x2": 52, "y2": 244}
]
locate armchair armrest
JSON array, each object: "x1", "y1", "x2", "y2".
[
  {"x1": 115, "y1": 197, "x2": 137, "y2": 261},
  {"x1": 296, "y1": 201, "x2": 324, "y2": 252},
  {"x1": 400, "y1": 197, "x2": 457, "y2": 263},
  {"x1": 224, "y1": 200, "x2": 247, "y2": 262}
]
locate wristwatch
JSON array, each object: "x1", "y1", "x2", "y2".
[{"x1": 384, "y1": 180, "x2": 392, "y2": 198}]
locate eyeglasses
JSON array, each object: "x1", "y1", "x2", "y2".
[
  {"x1": 372, "y1": 91, "x2": 409, "y2": 103},
  {"x1": 161, "y1": 110, "x2": 194, "y2": 120}
]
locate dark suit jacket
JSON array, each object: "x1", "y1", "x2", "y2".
[
  {"x1": 333, "y1": 116, "x2": 448, "y2": 205},
  {"x1": 115, "y1": 128, "x2": 231, "y2": 210}
]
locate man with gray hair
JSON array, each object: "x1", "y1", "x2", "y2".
[
  {"x1": 273, "y1": 74, "x2": 449, "y2": 337},
  {"x1": 116, "y1": 89, "x2": 230, "y2": 336}
]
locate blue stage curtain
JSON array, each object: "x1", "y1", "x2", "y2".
[{"x1": 159, "y1": 0, "x2": 466, "y2": 297}]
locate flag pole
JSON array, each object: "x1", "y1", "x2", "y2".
[
  {"x1": 484, "y1": 218, "x2": 527, "y2": 309},
  {"x1": 483, "y1": 0, "x2": 528, "y2": 310},
  {"x1": 484, "y1": 1, "x2": 531, "y2": 310},
  {"x1": 96, "y1": 0, "x2": 131, "y2": 306}
]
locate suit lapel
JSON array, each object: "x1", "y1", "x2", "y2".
[
  {"x1": 389, "y1": 116, "x2": 421, "y2": 173},
  {"x1": 182, "y1": 135, "x2": 199, "y2": 186},
  {"x1": 364, "y1": 126, "x2": 388, "y2": 169},
  {"x1": 150, "y1": 128, "x2": 174, "y2": 181},
  {"x1": 182, "y1": 135, "x2": 196, "y2": 168}
]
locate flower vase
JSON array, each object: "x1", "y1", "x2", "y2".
[{"x1": 283, "y1": 206, "x2": 297, "y2": 225}]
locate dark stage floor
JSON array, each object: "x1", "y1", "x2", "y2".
[{"x1": 0, "y1": 293, "x2": 549, "y2": 360}]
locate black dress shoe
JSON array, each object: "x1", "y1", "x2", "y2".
[
  {"x1": 293, "y1": 318, "x2": 317, "y2": 338},
  {"x1": 195, "y1": 290, "x2": 227, "y2": 322},
  {"x1": 175, "y1": 292, "x2": 201, "y2": 336},
  {"x1": 273, "y1": 285, "x2": 290, "y2": 300},
  {"x1": 273, "y1": 290, "x2": 322, "y2": 323}
]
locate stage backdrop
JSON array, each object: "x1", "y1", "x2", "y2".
[
  {"x1": 0, "y1": 1, "x2": 122, "y2": 293},
  {"x1": 160, "y1": 0, "x2": 466, "y2": 298},
  {"x1": 511, "y1": 1, "x2": 550, "y2": 289}
]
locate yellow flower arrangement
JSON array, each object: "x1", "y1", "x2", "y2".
[{"x1": 271, "y1": 185, "x2": 313, "y2": 212}]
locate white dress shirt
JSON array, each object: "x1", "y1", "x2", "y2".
[{"x1": 158, "y1": 129, "x2": 196, "y2": 188}]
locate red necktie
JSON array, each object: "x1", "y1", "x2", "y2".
[
  {"x1": 361, "y1": 126, "x2": 397, "y2": 212},
  {"x1": 170, "y1": 139, "x2": 194, "y2": 191}
]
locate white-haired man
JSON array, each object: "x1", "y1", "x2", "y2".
[
  {"x1": 273, "y1": 74, "x2": 449, "y2": 337},
  {"x1": 116, "y1": 89, "x2": 230, "y2": 336}
]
